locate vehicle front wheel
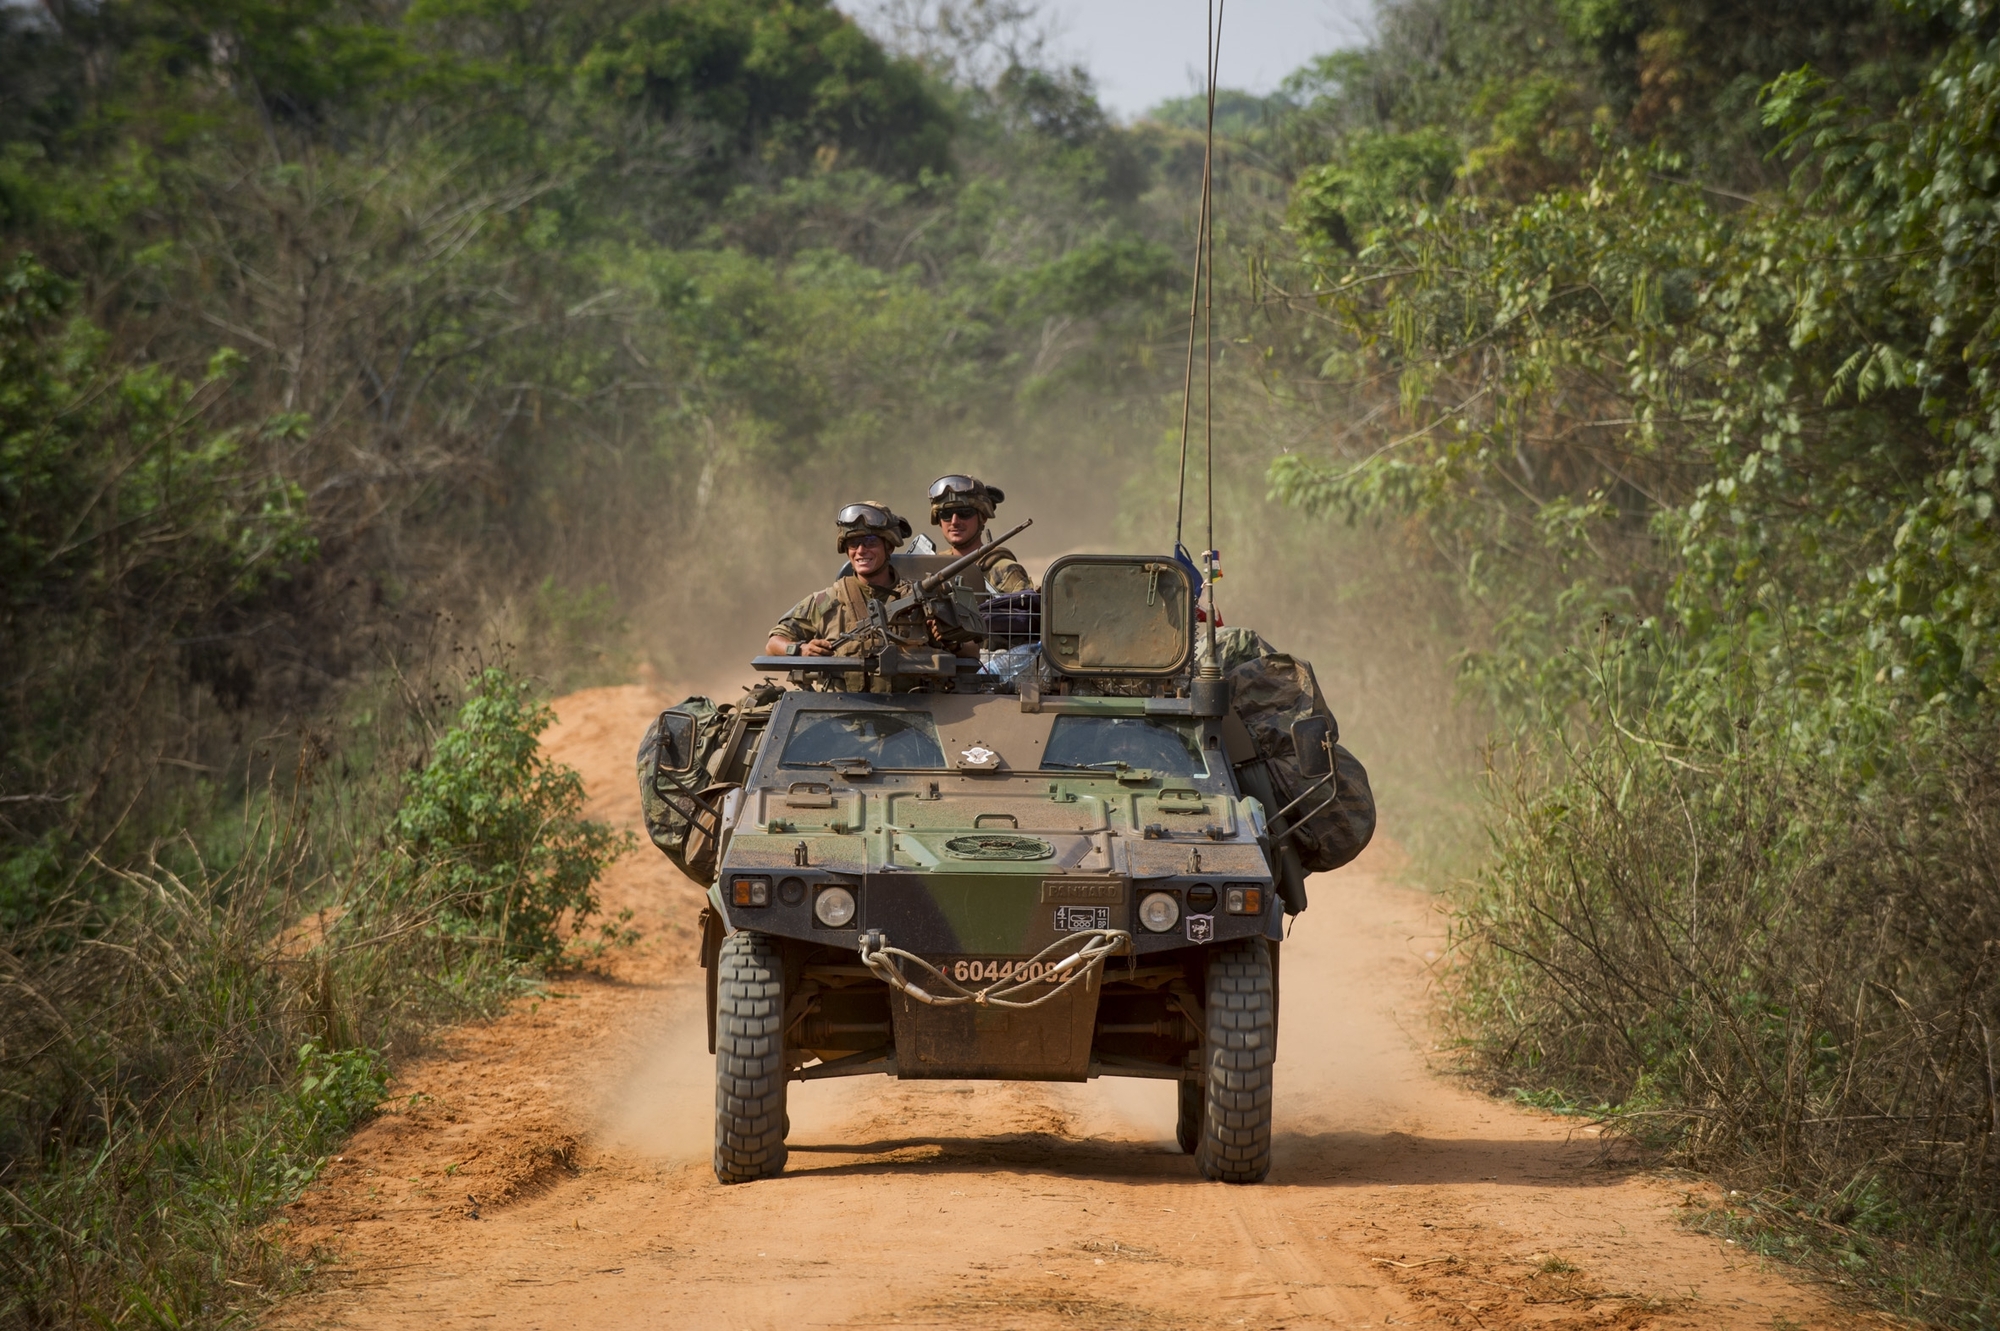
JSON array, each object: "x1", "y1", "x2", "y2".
[
  {"x1": 714, "y1": 929, "x2": 789, "y2": 1183},
  {"x1": 1195, "y1": 938, "x2": 1275, "y2": 1183}
]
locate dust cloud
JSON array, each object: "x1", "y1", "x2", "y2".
[
  {"x1": 619, "y1": 420, "x2": 1483, "y2": 873},
  {"x1": 593, "y1": 981, "x2": 714, "y2": 1162}
]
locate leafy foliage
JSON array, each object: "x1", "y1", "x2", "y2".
[
  {"x1": 0, "y1": 255, "x2": 315, "y2": 615},
  {"x1": 388, "y1": 668, "x2": 630, "y2": 966},
  {"x1": 1263, "y1": 0, "x2": 2000, "y2": 1319},
  {"x1": 0, "y1": 665, "x2": 606, "y2": 1326},
  {"x1": 581, "y1": 0, "x2": 953, "y2": 186}
]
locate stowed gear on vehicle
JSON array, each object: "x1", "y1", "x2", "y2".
[{"x1": 636, "y1": 546, "x2": 1373, "y2": 1185}]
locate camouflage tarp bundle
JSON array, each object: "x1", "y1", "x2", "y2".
[
  {"x1": 637, "y1": 696, "x2": 722, "y2": 880},
  {"x1": 1209, "y1": 628, "x2": 1375, "y2": 874},
  {"x1": 639, "y1": 682, "x2": 789, "y2": 880}
]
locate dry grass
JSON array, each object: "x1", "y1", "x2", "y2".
[{"x1": 1449, "y1": 718, "x2": 2000, "y2": 1326}]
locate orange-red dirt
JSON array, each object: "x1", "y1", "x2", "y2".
[{"x1": 270, "y1": 684, "x2": 1873, "y2": 1330}]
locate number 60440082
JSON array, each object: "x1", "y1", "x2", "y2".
[{"x1": 947, "y1": 958, "x2": 1060, "y2": 984}]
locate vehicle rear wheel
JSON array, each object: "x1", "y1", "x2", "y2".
[
  {"x1": 1176, "y1": 1077, "x2": 1203, "y2": 1155},
  {"x1": 714, "y1": 929, "x2": 789, "y2": 1183},
  {"x1": 1195, "y1": 938, "x2": 1275, "y2": 1183}
]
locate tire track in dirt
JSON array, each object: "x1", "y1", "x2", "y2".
[{"x1": 270, "y1": 684, "x2": 1875, "y2": 1330}]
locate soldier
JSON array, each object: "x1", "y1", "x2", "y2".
[
  {"x1": 927, "y1": 475, "x2": 1032, "y2": 596},
  {"x1": 765, "y1": 501, "x2": 978, "y2": 658}
]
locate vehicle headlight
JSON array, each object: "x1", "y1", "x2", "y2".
[
  {"x1": 731, "y1": 876, "x2": 770, "y2": 907},
  {"x1": 814, "y1": 885, "x2": 857, "y2": 928},
  {"x1": 1225, "y1": 884, "x2": 1264, "y2": 916},
  {"x1": 1138, "y1": 891, "x2": 1180, "y2": 933}
]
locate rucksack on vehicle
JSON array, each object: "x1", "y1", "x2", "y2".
[
  {"x1": 636, "y1": 684, "x2": 783, "y2": 882},
  {"x1": 1212, "y1": 628, "x2": 1375, "y2": 875}
]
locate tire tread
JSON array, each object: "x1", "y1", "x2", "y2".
[
  {"x1": 713, "y1": 930, "x2": 788, "y2": 1183},
  {"x1": 1195, "y1": 938, "x2": 1275, "y2": 1183}
]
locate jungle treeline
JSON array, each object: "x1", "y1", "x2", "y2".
[
  {"x1": 4, "y1": 0, "x2": 2000, "y2": 1324},
  {"x1": 1254, "y1": 0, "x2": 2000, "y2": 1322},
  {"x1": 0, "y1": 1, "x2": 1201, "y2": 1321}
]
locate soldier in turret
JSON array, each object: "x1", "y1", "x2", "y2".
[
  {"x1": 765, "y1": 501, "x2": 979, "y2": 658},
  {"x1": 927, "y1": 475, "x2": 1031, "y2": 597}
]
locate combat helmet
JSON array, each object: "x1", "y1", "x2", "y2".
[
  {"x1": 928, "y1": 474, "x2": 1005, "y2": 525},
  {"x1": 833, "y1": 500, "x2": 913, "y2": 553}
]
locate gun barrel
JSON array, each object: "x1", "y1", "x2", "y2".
[{"x1": 919, "y1": 518, "x2": 1034, "y2": 593}]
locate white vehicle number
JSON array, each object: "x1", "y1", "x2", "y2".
[{"x1": 946, "y1": 958, "x2": 1063, "y2": 984}]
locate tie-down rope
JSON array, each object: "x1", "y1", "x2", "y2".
[{"x1": 858, "y1": 928, "x2": 1132, "y2": 1010}]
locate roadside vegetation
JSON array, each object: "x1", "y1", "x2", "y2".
[
  {"x1": 0, "y1": 1, "x2": 1211, "y2": 1322},
  {"x1": 1253, "y1": 0, "x2": 2000, "y2": 1323},
  {"x1": 6, "y1": 0, "x2": 1998, "y2": 1324}
]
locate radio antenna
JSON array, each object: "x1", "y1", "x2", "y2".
[
  {"x1": 1174, "y1": 1, "x2": 1223, "y2": 563},
  {"x1": 1202, "y1": 0, "x2": 1222, "y2": 673}
]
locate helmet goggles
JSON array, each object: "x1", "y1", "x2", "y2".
[
  {"x1": 834, "y1": 500, "x2": 912, "y2": 553},
  {"x1": 837, "y1": 502, "x2": 898, "y2": 530},
  {"x1": 927, "y1": 474, "x2": 1002, "y2": 525},
  {"x1": 928, "y1": 475, "x2": 979, "y2": 502}
]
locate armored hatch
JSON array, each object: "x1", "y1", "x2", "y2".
[{"x1": 1040, "y1": 554, "x2": 1194, "y2": 676}]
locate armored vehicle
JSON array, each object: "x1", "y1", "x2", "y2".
[{"x1": 640, "y1": 537, "x2": 1372, "y2": 1185}]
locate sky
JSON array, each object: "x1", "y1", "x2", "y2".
[
  {"x1": 1046, "y1": 0, "x2": 1374, "y2": 118},
  {"x1": 842, "y1": 1, "x2": 1376, "y2": 122}
]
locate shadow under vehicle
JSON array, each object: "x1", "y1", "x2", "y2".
[{"x1": 640, "y1": 540, "x2": 1368, "y2": 1185}]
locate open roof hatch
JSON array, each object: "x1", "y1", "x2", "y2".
[{"x1": 1040, "y1": 555, "x2": 1194, "y2": 677}]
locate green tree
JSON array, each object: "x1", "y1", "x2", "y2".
[{"x1": 388, "y1": 668, "x2": 629, "y2": 967}]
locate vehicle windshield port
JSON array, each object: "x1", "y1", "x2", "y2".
[
  {"x1": 1043, "y1": 716, "x2": 1207, "y2": 777},
  {"x1": 781, "y1": 710, "x2": 946, "y2": 770}
]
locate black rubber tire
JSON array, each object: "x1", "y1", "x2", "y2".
[
  {"x1": 713, "y1": 930, "x2": 789, "y2": 1183},
  {"x1": 1176, "y1": 1077, "x2": 1203, "y2": 1155},
  {"x1": 1195, "y1": 938, "x2": 1276, "y2": 1183}
]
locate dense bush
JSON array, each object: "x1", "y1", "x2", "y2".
[
  {"x1": 1260, "y1": 0, "x2": 2000, "y2": 1320},
  {"x1": 0, "y1": 667, "x2": 617, "y2": 1326},
  {"x1": 1455, "y1": 709, "x2": 2000, "y2": 1318},
  {"x1": 387, "y1": 667, "x2": 630, "y2": 967}
]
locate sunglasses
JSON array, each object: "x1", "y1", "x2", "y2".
[
  {"x1": 928, "y1": 475, "x2": 978, "y2": 501},
  {"x1": 937, "y1": 506, "x2": 980, "y2": 521},
  {"x1": 841, "y1": 532, "x2": 887, "y2": 551}
]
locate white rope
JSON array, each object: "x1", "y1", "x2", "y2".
[{"x1": 858, "y1": 929, "x2": 1131, "y2": 1010}]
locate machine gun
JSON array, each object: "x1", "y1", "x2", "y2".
[
  {"x1": 884, "y1": 515, "x2": 1033, "y2": 632},
  {"x1": 753, "y1": 518, "x2": 1034, "y2": 678}
]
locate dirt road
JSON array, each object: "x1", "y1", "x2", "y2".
[{"x1": 273, "y1": 685, "x2": 1866, "y2": 1330}]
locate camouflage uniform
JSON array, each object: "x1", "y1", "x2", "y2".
[
  {"x1": 772, "y1": 574, "x2": 910, "y2": 646},
  {"x1": 937, "y1": 542, "x2": 1033, "y2": 625},
  {"x1": 967, "y1": 544, "x2": 1033, "y2": 595},
  {"x1": 770, "y1": 573, "x2": 982, "y2": 650}
]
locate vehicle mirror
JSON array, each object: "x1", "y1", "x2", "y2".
[
  {"x1": 1040, "y1": 555, "x2": 1194, "y2": 677},
  {"x1": 657, "y1": 712, "x2": 699, "y2": 772},
  {"x1": 1292, "y1": 716, "x2": 1333, "y2": 779}
]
